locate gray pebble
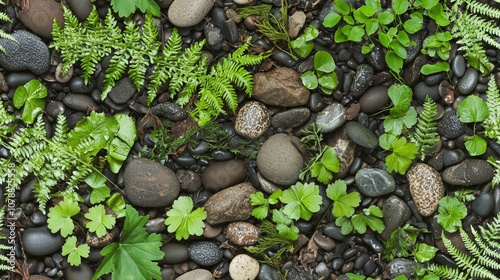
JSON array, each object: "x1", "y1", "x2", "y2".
[
  {"x1": 188, "y1": 241, "x2": 223, "y2": 266},
  {"x1": 414, "y1": 82, "x2": 440, "y2": 103},
  {"x1": 457, "y1": 68, "x2": 479, "y2": 95},
  {"x1": 63, "y1": 263, "x2": 93, "y2": 280},
  {"x1": 46, "y1": 101, "x2": 65, "y2": 118},
  {"x1": 6, "y1": 72, "x2": 36, "y2": 88},
  {"x1": 222, "y1": 20, "x2": 239, "y2": 43},
  {"x1": 358, "y1": 86, "x2": 390, "y2": 114},
  {"x1": 152, "y1": 101, "x2": 187, "y2": 121},
  {"x1": 452, "y1": 55, "x2": 466, "y2": 77},
  {"x1": 355, "y1": 168, "x2": 396, "y2": 197},
  {"x1": 350, "y1": 64, "x2": 374, "y2": 98},
  {"x1": 315, "y1": 103, "x2": 346, "y2": 133},
  {"x1": 472, "y1": 192, "x2": 494, "y2": 218},
  {"x1": 62, "y1": 93, "x2": 98, "y2": 111},
  {"x1": 442, "y1": 159, "x2": 494, "y2": 186},
  {"x1": 259, "y1": 264, "x2": 280, "y2": 280},
  {"x1": 168, "y1": 0, "x2": 214, "y2": 27},
  {"x1": 107, "y1": 78, "x2": 136, "y2": 105},
  {"x1": 0, "y1": 30, "x2": 50, "y2": 75},
  {"x1": 381, "y1": 196, "x2": 411, "y2": 240},
  {"x1": 162, "y1": 243, "x2": 189, "y2": 264},
  {"x1": 386, "y1": 258, "x2": 421, "y2": 279},
  {"x1": 22, "y1": 226, "x2": 64, "y2": 256},
  {"x1": 67, "y1": 0, "x2": 93, "y2": 21},
  {"x1": 271, "y1": 107, "x2": 311, "y2": 129},
  {"x1": 345, "y1": 121, "x2": 378, "y2": 149}
]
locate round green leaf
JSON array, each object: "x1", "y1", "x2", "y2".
[
  {"x1": 385, "y1": 50, "x2": 404, "y2": 73},
  {"x1": 334, "y1": 0, "x2": 351, "y2": 15},
  {"x1": 334, "y1": 28, "x2": 348, "y2": 43},
  {"x1": 403, "y1": 13, "x2": 423, "y2": 34},
  {"x1": 457, "y1": 95, "x2": 489, "y2": 123},
  {"x1": 343, "y1": 15, "x2": 355, "y2": 25},
  {"x1": 392, "y1": 0, "x2": 408, "y2": 15},
  {"x1": 348, "y1": 25, "x2": 365, "y2": 42},
  {"x1": 301, "y1": 71, "x2": 318, "y2": 89},
  {"x1": 421, "y1": 0, "x2": 439, "y2": 9},
  {"x1": 323, "y1": 12, "x2": 342, "y2": 28},
  {"x1": 389, "y1": 40, "x2": 407, "y2": 59},
  {"x1": 397, "y1": 31, "x2": 410, "y2": 47},
  {"x1": 378, "y1": 32, "x2": 391, "y2": 48},
  {"x1": 365, "y1": 0, "x2": 381, "y2": 11},
  {"x1": 361, "y1": 43, "x2": 374, "y2": 54},
  {"x1": 314, "y1": 51, "x2": 336, "y2": 73},
  {"x1": 465, "y1": 135, "x2": 487, "y2": 156},
  {"x1": 13, "y1": 86, "x2": 28, "y2": 109},
  {"x1": 353, "y1": 9, "x2": 368, "y2": 23},
  {"x1": 359, "y1": 5, "x2": 376, "y2": 17},
  {"x1": 378, "y1": 10, "x2": 395, "y2": 25},
  {"x1": 365, "y1": 18, "x2": 379, "y2": 36},
  {"x1": 318, "y1": 72, "x2": 338, "y2": 90}
]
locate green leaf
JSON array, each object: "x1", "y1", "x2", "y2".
[
  {"x1": 397, "y1": 31, "x2": 410, "y2": 47},
  {"x1": 323, "y1": 12, "x2": 342, "y2": 28},
  {"x1": 365, "y1": 0, "x2": 381, "y2": 11},
  {"x1": 385, "y1": 50, "x2": 403, "y2": 73},
  {"x1": 314, "y1": 51, "x2": 336, "y2": 73},
  {"x1": 359, "y1": 5, "x2": 376, "y2": 17},
  {"x1": 250, "y1": 192, "x2": 270, "y2": 220},
  {"x1": 403, "y1": 12, "x2": 423, "y2": 34},
  {"x1": 311, "y1": 161, "x2": 333, "y2": 184},
  {"x1": 348, "y1": 25, "x2": 365, "y2": 42},
  {"x1": 351, "y1": 206, "x2": 385, "y2": 234},
  {"x1": 388, "y1": 84, "x2": 413, "y2": 116},
  {"x1": 318, "y1": 72, "x2": 338, "y2": 91},
  {"x1": 437, "y1": 196, "x2": 467, "y2": 232},
  {"x1": 464, "y1": 135, "x2": 487, "y2": 156},
  {"x1": 334, "y1": 0, "x2": 351, "y2": 15},
  {"x1": 428, "y1": 4, "x2": 450, "y2": 26},
  {"x1": 353, "y1": 9, "x2": 369, "y2": 23},
  {"x1": 414, "y1": 243, "x2": 438, "y2": 263},
  {"x1": 389, "y1": 40, "x2": 407, "y2": 59},
  {"x1": 13, "y1": 79, "x2": 47, "y2": 124},
  {"x1": 291, "y1": 26, "x2": 318, "y2": 58},
  {"x1": 365, "y1": 18, "x2": 379, "y2": 36},
  {"x1": 62, "y1": 236, "x2": 90, "y2": 266},
  {"x1": 379, "y1": 133, "x2": 397, "y2": 150},
  {"x1": 386, "y1": 137, "x2": 418, "y2": 174},
  {"x1": 85, "y1": 172, "x2": 110, "y2": 204},
  {"x1": 322, "y1": 147, "x2": 340, "y2": 172},
  {"x1": 301, "y1": 71, "x2": 318, "y2": 89},
  {"x1": 420, "y1": 62, "x2": 450, "y2": 75},
  {"x1": 276, "y1": 223, "x2": 300, "y2": 241},
  {"x1": 68, "y1": 112, "x2": 119, "y2": 154},
  {"x1": 47, "y1": 199, "x2": 80, "y2": 237},
  {"x1": 326, "y1": 180, "x2": 361, "y2": 218},
  {"x1": 457, "y1": 95, "x2": 489, "y2": 123},
  {"x1": 378, "y1": 10, "x2": 395, "y2": 25},
  {"x1": 343, "y1": 15, "x2": 355, "y2": 25},
  {"x1": 85, "y1": 205, "x2": 116, "y2": 238},
  {"x1": 165, "y1": 196, "x2": 207, "y2": 240},
  {"x1": 336, "y1": 216, "x2": 354, "y2": 235},
  {"x1": 271, "y1": 209, "x2": 293, "y2": 226},
  {"x1": 421, "y1": 0, "x2": 439, "y2": 9},
  {"x1": 378, "y1": 32, "x2": 391, "y2": 48},
  {"x1": 335, "y1": 28, "x2": 348, "y2": 43},
  {"x1": 361, "y1": 43, "x2": 374, "y2": 54},
  {"x1": 280, "y1": 182, "x2": 322, "y2": 221},
  {"x1": 114, "y1": 114, "x2": 137, "y2": 147},
  {"x1": 93, "y1": 205, "x2": 164, "y2": 280},
  {"x1": 106, "y1": 193, "x2": 126, "y2": 219},
  {"x1": 110, "y1": 0, "x2": 160, "y2": 18},
  {"x1": 392, "y1": 0, "x2": 408, "y2": 14}
]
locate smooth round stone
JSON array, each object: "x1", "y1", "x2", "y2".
[
  {"x1": 256, "y1": 133, "x2": 304, "y2": 185},
  {"x1": 452, "y1": 55, "x2": 466, "y2": 78},
  {"x1": 188, "y1": 241, "x2": 223, "y2": 266},
  {"x1": 211, "y1": 150, "x2": 233, "y2": 161},
  {"x1": 222, "y1": 20, "x2": 239, "y2": 43},
  {"x1": 367, "y1": 47, "x2": 385, "y2": 71},
  {"x1": 354, "y1": 253, "x2": 370, "y2": 270},
  {"x1": 63, "y1": 263, "x2": 92, "y2": 280},
  {"x1": 414, "y1": 82, "x2": 440, "y2": 103},
  {"x1": 381, "y1": 196, "x2": 412, "y2": 240},
  {"x1": 350, "y1": 64, "x2": 374, "y2": 98},
  {"x1": 309, "y1": 92, "x2": 325, "y2": 112},
  {"x1": 176, "y1": 169, "x2": 202, "y2": 193},
  {"x1": 332, "y1": 258, "x2": 344, "y2": 271},
  {"x1": 494, "y1": 187, "x2": 500, "y2": 215},
  {"x1": 225, "y1": 222, "x2": 259, "y2": 246},
  {"x1": 204, "y1": 182, "x2": 256, "y2": 225},
  {"x1": 272, "y1": 51, "x2": 297, "y2": 67},
  {"x1": 457, "y1": 68, "x2": 479, "y2": 95},
  {"x1": 363, "y1": 259, "x2": 377, "y2": 276},
  {"x1": 62, "y1": 93, "x2": 97, "y2": 111},
  {"x1": 386, "y1": 258, "x2": 421, "y2": 279},
  {"x1": 312, "y1": 233, "x2": 335, "y2": 251},
  {"x1": 67, "y1": 0, "x2": 93, "y2": 21},
  {"x1": 358, "y1": 86, "x2": 390, "y2": 114},
  {"x1": 315, "y1": 262, "x2": 330, "y2": 279},
  {"x1": 145, "y1": 218, "x2": 167, "y2": 233},
  {"x1": 17, "y1": 0, "x2": 64, "y2": 38},
  {"x1": 229, "y1": 254, "x2": 260, "y2": 280},
  {"x1": 189, "y1": 140, "x2": 209, "y2": 155},
  {"x1": 407, "y1": 163, "x2": 445, "y2": 217},
  {"x1": 46, "y1": 101, "x2": 65, "y2": 118},
  {"x1": 168, "y1": 0, "x2": 214, "y2": 27},
  {"x1": 362, "y1": 234, "x2": 384, "y2": 253},
  {"x1": 472, "y1": 192, "x2": 494, "y2": 218},
  {"x1": 151, "y1": 102, "x2": 187, "y2": 121},
  {"x1": 442, "y1": 149, "x2": 466, "y2": 167},
  {"x1": 31, "y1": 211, "x2": 47, "y2": 226},
  {"x1": 22, "y1": 226, "x2": 64, "y2": 256},
  {"x1": 442, "y1": 159, "x2": 494, "y2": 186},
  {"x1": 424, "y1": 72, "x2": 445, "y2": 86},
  {"x1": 345, "y1": 121, "x2": 378, "y2": 149},
  {"x1": 176, "y1": 269, "x2": 213, "y2": 280},
  {"x1": 437, "y1": 110, "x2": 465, "y2": 139},
  {"x1": 124, "y1": 158, "x2": 180, "y2": 208},
  {"x1": 257, "y1": 172, "x2": 280, "y2": 194},
  {"x1": 55, "y1": 63, "x2": 71, "y2": 83},
  {"x1": 107, "y1": 77, "x2": 136, "y2": 104},
  {"x1": 315, "y1": 103, "x2": 346, "y2": 133},
  {"x1": 202, "y1": 159, "x2": 247, "y2": 193},
  {"x1": 235, "y1": 101, "x2": 271, "y2": 140},
  {"x1": 271, "y1": 107, "x2": 311, "y2": 129},
  {"x1": 162, "y1": 243, "x2": 189, "y2": 264},
  {"x1": 355, "y1": 168, "x2": 396, "y2": 197},
  {"x1": 6, "y1": 72, "x2": 37, "y2": 87},
  {"x1": 259, "y1": 264, "x2": 280, "y2": 280},
  {"x1": 69, "y1": 77, "x2": 94, "y2": 93},
  {"x1": 323, "y1": 222, "x2": 345, "y2": 241}
]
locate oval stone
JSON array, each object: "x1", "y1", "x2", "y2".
[
  {"x1": 442, "y1": 159, "x2": 494, "y2": 186},
  {"x1": 202, "y1": 159, "x2": 247, "y2": 193},
  {"x1": 22, "y1": 226, "x2": 64, "y2": 256},
  {"x1": 355, "y1": 168, "x2": 396, "y2": 197},
  {"x1": 229, "y1": 254, "x2": 260, "y2": 280},
  {"x1": 406, "y1": 163, "x2": 445, "y2": 216},
  {"x1": 204, "y1": 182, "x2": 257, "y2": 225},
  {"x1": 168, "y1": 0, "x2": 214, "y2": 27},
  {"x1": 235, "y1": 101, "x2": 271, "y2": 140},
  {"x1": 359, "y1": 86, "x2": 390, "y2": 114}
]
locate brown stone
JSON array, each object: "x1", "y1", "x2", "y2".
[
  {"x1": 18, "y1": 0, "x2": 64, "y2": 38},
  {"x1": 205, "y1": 182, "x2": 256, "y2": 225},
  {"x1": 201, "y1": 159, "x2": 247, "y2": 193},
  {"x1": 224, "y1": 221, "x2": 260, "y2": 245},
  {"x1": 253, "y1": 67, "x2": 310, "y2": 107},
  {"x1": 407, "y1": 163, "x2": 445, "y2": 217}
]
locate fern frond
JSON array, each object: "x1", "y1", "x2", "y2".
[
  {"x1": 488, "y1": 157, "x2": 500, "y2": 187},
  {"x1": 410, "y1": 96, "x2": 439, "y2": 161},
  {"x1": 484, "y1": 76, "x2": 500, "y2": 142},
  {"x1": 467, "y1": 0, "x2": 500, "y2": 18},
  {"x1": 0, "y1": 102, "x2": 16, "y2": 138}
]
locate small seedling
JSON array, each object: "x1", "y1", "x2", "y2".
[{"x1": 164, "y1": 196, "x2": 207, "y2": 240}]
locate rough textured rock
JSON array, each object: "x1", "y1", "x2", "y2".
[
  {"x1": 168, "y1": 0, "x2": 214, "y2": 27},
  {"x1": 22, "y1": 226, "x2": 64, "y2": 256},
  {"x1": 442, "y1": 159, "x2": 494, "y2": 186},
  {"x1": 229, "y1": 254, "x2": 260, "y2": 280},
  {"x1": 0, "y1": 30, "x2": 50, "y2": 75},
  {"x1": 253, "y1": 67, "x2": 310, "y2": 107},
  {"x1": 18, "y1": 0, "x2": 64, "y2": 38},
  {"x1": 124, "y1": 158, "x2": 180, "y2": 208},
  {"x1": 355, "y1": 168, "x2": 396, "y2": 197},
  {"x1": 327, "y1": 128, "x2": 357, "y2": 179},
  {"x1": 188, "y1": 241, "x2": 223, "y2": 266},
  {"x1": 204, "y1": 182, "x2": 256, "y2": 225},
  {"x1": 107, "y1": 78, "x2": 137, "y2": 104},
  {"x1": 235, "y1": 101, "x2": 271, "y2": 139},
  {"x1": 256, "y1": 133, "x2": 304, "y2": 185},
  {"x1": 201, "y1": 159, "x2": 247, "y2": 193},
  {"x1": 350, "y1": 64, "x2": 374, "y2": 98},
  {"x1": 225, "y1": 221, "x2": 260, "y2": 246},
  {"x1": 386, "y1": 258, "x2": 421, "y2": 279},
  {"x1": 438, "y1": 110, "x2": 465, "y2": 139},
  {"x1": 151, "y1": 102, "x2": 187, "y2": 121},
  {"x1": 407, "y1": 163, "x2": 445, "y2": 216}
]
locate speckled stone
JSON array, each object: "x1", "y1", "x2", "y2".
[
  {"x1": 188, "y1": 241, "x2": 223, "y2": 266},
  {"x1": 256, "y1": 133, "x2": 304, "y2": 185},
  {"x1": 406, "y1": 163, "x2": 445, "y2": 217},
  {"x1": 0, "y1": 30, "x2": 50, "y2": 75},
  {"x1": 204, "y1": 182, "x2": 256, "y2": 225},
  {"x1": 225, "y1": 221, "x2": 260, "y2": 246},
  {"x1": 235, "y1": 101, "x2": 271, "y2": 140},
  {"x1": 229, "y1": 254, "x2": 260, "y2": 280}
]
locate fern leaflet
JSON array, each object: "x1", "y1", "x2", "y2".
[{"x1": 410, "y1": 96, "x2": 439, "y2": 161}]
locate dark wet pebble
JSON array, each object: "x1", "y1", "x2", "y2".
[
  {"x1": 151, "y1": 102, "x2": 187, "y2": 121},
  {"x1": 69, "y1": 77, "x2": 94, "y2": 93},
  {"x1": 414, "y1": 82, "x2": 440, "y2": 103},
  {"x1": 63, "y1": 93, "x2": 97, "y2": 111},
  {"x1": 362, "y1": 234, "x2": 384, "y2": 253},
  {"x1": 176, "y1": 169, "x2": 202, "y2": 193},
  {"x1": 345, "y1": 121, "x2": 378, "y2": 149},
  {"x1": 20, "y1": 179, "x2": 36, "y2": 203},
  {"x1": 63, "y1": 263, "x2": 93, "y2": 280},
  {"x1": 332, "y1": 258, "x2": 344, "y2": 271},
  {"x1": 271, "y1": 107, "x2": 311, "y2": 129},
  {"x1": 222, "y1": 20, "x2": 239, "y2": 43},
  {"x1": 404, "y1": 55, "x2": 427, "y2": 87},
  {"x1": 174, "y1": 155, "x2": 197, "y2": 167},
  {"x1": 386, "y1": 258, "x2": 421, "y2": 279},
  {"x1": 442, "y1": 159, "x2": 494, "y2": 186},
  {"x1": 435, "y1": 252, "x2": 457, "y2": 267},
  {"x1": 22, "y1": 226, "x2": 64, "y2": 256},
  {"x1": 472, "y1": 192, "x2": 494, "y2": 218},
  {"x1": 313, "y1": 233, "x2": 335, "y2": 251},
  {"x1": 457, "y1": 68, "x2": 479, "y2": 95},
  {"x1": 272, "y1": 50, "x2": 297, "y2": 67},
  {"x1": 46, "y1": 101, "x2": 65, "y2": 118},
  {"x1": 309, "y1": 92, "x2": 325, "y2": 112},
  {"x1": 358, "y1": 86, "x2": 390, "y2": 114},
  {"x1": 211, "y1": 150, "x2": 233, "y2": 161},
  {"x1": 452, "y1": 55, "x2": 466, "y2": 77},
  {"x1": 30, "y1": 211, "x2": 47, "y2": 226},
  {"x1": 354, "y1": 253, "x2": 370, "y2": 270},
  {"x1": 315, "y1": 103, "x2": 346, "y2": 133},
  {"x1": 6, "y1": 72, "x2": 36, "y2": 88},
  {"x1": 442, "y1": 149, "x2": 466, "y2": 167},
  {"x1": 350, "y1": 64, "x2": 374, "y2": 98},
  {"x1": 145, "y1": 218, "x2": 167, "y2": 233},
  {"x1": 107, "y1": 77, "x2": 136, "y2": 104},
  {"x1": 0, "y1": 145, "x2": 10, "y2": 158},
  {"x1": 381, "y1": 196, "x2": 411, "y2": 240},
  {"x1": 315, "y1": 262, "x2": 330, "y2": 279},
  {"x1": 355, "y1": 168, "x2": 395, "y2": 197},
  {"x1": 438, "y1": 110, "x2": 465, "y2": 139},
  {"x1": 189, "y1": 141, "x2": 210, "y2": 155},
  {"x1": 67, "y1": 0, "x2": 93, "y2": 21},
  {"x1": 323, "y1": 222, "x2": 345, "y2": 241},
  {"x1": 162, "y1": 243, "x2": 189, "y2": 264},
  {"x1": 494, "y1": 187, "x2": 500, "y2": 215},
  {"x1": 405, "y1": 33, "x2": 422, "y2": 62},
  {"x1": 425, "y1": 72, "x2": 445, "y2": 86},
  {"x1": 367, "y1": 47, "x2": 385, "y2": 71},
  {"x1": 204, "y1": 23, "x2": 223, "y2": 50},
  {"x1": 188, "y1": 241, "x2": 223, "y2": 266},
  {"x1": 364, "y1": 259, "x2": 377, "y2": 275}
]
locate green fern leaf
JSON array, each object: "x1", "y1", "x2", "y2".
[{"x1": 410, "y1": 96, "x2": 439, "y2": 161}]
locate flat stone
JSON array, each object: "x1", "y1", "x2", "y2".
[
  {"x1": 188, "y1": 241, "x2": 223, "y2": 266},
  {"x1": 202, "y1": 159, "x2": 247, "y2": 193},
  {"x1": 355, "y1": 168, "x2": 396, "y2": 197},
  {"x1": 359, "y1": 86, "x2": 390, "y2": 114},
  {"x1": 0, "y1": 30, "x2": 50, "y2": 75},
  {"x1": 386, "y1": 258, "x2": 421, "y2": 279},
  {"x1": 345, "y1": 121, "x2": 378, "y2": 149},
  {"x1": 204, "y1": 182, "x2": 256, "y2": 225},
  {"x1": 442, "y1": 159, "x2": 494, "y2": 186},
  {"x1": 315, "y1": 103, "x2": 346, "y2": 133},
  {"x1": 288, "y1": 11, "x2": 306, "y2": 39},
  {"x1": 62, "y1": 94, "x2": 97, "y2": 111},
  {"x1": 229, "y1": 254, "x2": 260, "y2": 280},
  {"x1": 253, "y1": 67, "x2": 310, "y2": 107},
  {"x1": 271, "y1": 107, "x2": 311, "y2": 129},
  {"x1": 235, "y1": 101, "x2": 271, "y2": 140},
  {"x1": 381, "y1": 196, "x2": 412, "y2": 240},
  {"x1": 414, "y1": 82, "x2": 440, "y2": 103},
  {"x1": 225, "y1": 222, "x2": 259, "y2": 246},
  {"x1": 407, "y1": 163, "x2": 445, "y2": 216},
  {"x1": 124, "y1": 158, "x2": 180, "y2": 208},
  {"x1": 22, "y1": 226, "x2": 64, "y2": 256},
  {"x1": 18, "y1": 0, "x2": 64, "y2": 38},
  {"x1": 63, "y1": 263, "x2": 93, "y2": 280},
  {"x1": 350, "y1": 64, "x2": 374, "y2": 98},
  {"x1": 168, "y1": 0, "x2": 214, "y2": 27},
  {"x1": 257, "y1": 133, "x2": 304, "y2": 185},
  {"x1": 162, "y1": 243, "x2": 189, "y2": 264}
]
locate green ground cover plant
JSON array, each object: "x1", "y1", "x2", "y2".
[
  {"x1": 164, "y1": 196, "x2": 207, "y2": 240},
  {"x1": 456, "y1": 95, "x2": 489, "y2": 156}
]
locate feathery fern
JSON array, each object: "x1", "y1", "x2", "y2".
[
  {"x1": 427, "y1": 211, "x2": 500, "y2": 279},
  {"x1": 52, "y1": 7, "x2": 267, "y2": 126},
  {"x1": 410, "y1": 96, "x2": 439, "y2": 161},
  {"x1": 484, "y1": 76, "x2": 500, "y2": 143},
  {"x1": 449, "y1": 0, "x2": 500, "y2": 74},
  {"x1": 0, "y1": 207, "x2": 13, "y2": 272},
  {"x1": 0, "y1": 0, "x2": 16, "y2": 55}
]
